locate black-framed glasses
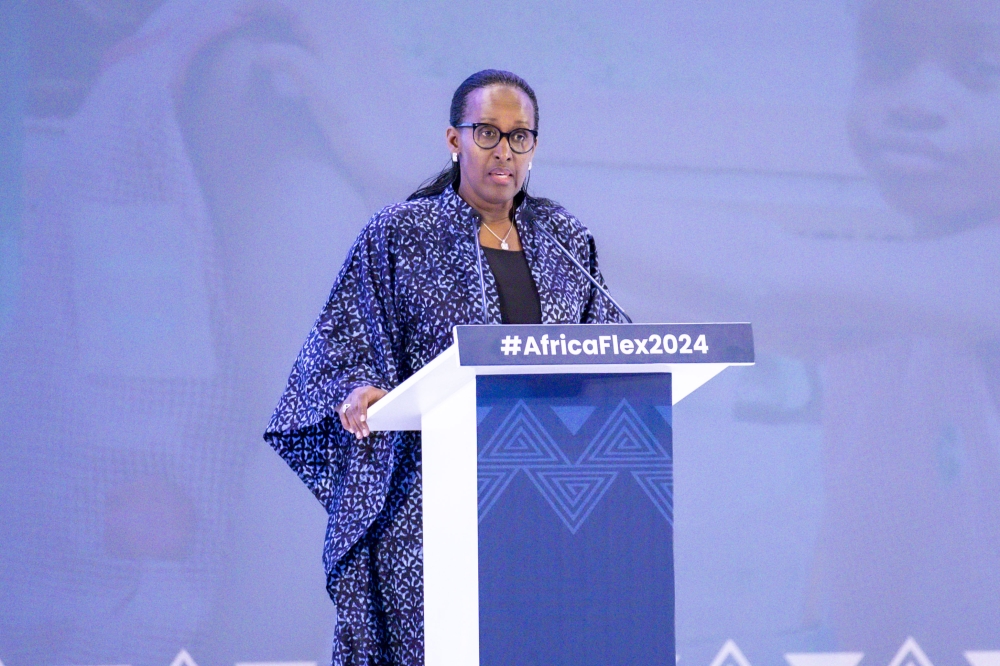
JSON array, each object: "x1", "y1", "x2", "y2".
[{"x1": 454, "y1": 123, "x2": 538, "y2": 154}]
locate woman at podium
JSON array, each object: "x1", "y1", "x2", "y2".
[{"x1": 264, "y1": 69, "x2": 626, "y2": 666}]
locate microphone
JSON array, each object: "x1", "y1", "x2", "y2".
[{"x1": 522, "y1": 203, "x2": 633, "y2": 324}]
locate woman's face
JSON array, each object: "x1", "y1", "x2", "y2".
[
  {"x1": 446, "y1": 85, "x2": 537, "y2": 212},
  {"x1": 848, "y1": 0, "x2": 1000, "y2": 234}
]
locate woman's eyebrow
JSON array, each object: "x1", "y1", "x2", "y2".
[{"x1": 473, "y1": 121, "x2": 535, "y2": 131}]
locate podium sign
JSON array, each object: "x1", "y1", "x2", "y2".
[
  {"x1": 367, "y1": 323, "x2": 753, "y2": 666},
  {"x1": 456, "y1": 322, "x2": 753, "y2": 367}
]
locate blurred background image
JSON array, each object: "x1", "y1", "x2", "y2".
[{"x1": 1, "y1": 1, "x2": 997, "y2": 665}]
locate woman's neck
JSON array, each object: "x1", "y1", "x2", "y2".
[{"x1": 457, "y1": 182, "x2": 512, "y2": 226}]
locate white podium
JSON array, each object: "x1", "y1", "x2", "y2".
[{"x1": 368, "y1": 323, "x2": 753, "y2": 666}]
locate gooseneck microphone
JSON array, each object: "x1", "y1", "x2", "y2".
[{"x1": 522, "y1": 204, "x2": 633, "y2": 324}]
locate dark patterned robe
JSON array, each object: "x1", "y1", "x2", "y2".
[{"x1": 264, "y1": 186, "x2": 624, "y2": 666}]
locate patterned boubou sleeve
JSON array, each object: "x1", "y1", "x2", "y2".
[{"x1": 264, "y1": 212, "x2": 402, "y2": 511}]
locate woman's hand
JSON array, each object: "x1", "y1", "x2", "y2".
[{"x1": 338, "y1": 385, "x2": 388, "y2": 439}]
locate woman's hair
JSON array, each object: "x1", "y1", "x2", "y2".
[{"x1": 407, "y1": 69, "x2": 540, "y2": 202}]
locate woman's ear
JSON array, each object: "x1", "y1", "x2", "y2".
[{"x1": 445, "y1": 126, "x2": 461, "y2": 155}]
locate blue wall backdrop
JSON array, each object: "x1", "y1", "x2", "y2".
[{"x1": 1, "y1": 1, "x2": 998, "y2": 665}]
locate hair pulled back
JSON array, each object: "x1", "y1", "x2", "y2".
[{"x1": 407, "y1": 69, "x2": 539, "y2": 201}]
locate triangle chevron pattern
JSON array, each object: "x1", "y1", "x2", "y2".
[
  {"x1": 966, "y1": 652, "x2": 1000, "y2": 666},
  {"x1": 170, "y1": 649, "x2": 199, "y2": 666},
  {"x1": 526, "y1": 468, "x2": 618, "y2": 533},
  {"x1": 888, "y1": 638, "x2": 935, "y2": 666},
  {"x1": 632, "y1": 469, "x2": 674, "y2": 525},
  {"x1": 785, "y1": 653, "x2": 865, "y2": 666},
  {"x1": 551, "y1": 405, "x2": 596, "y2": 435},
  {"x1": 477, "y1": 467, "x2": 518, "y2": 522},
  {"x1": 479, "y1": 401, "x2": 570, "y2": 465},
  {"x1": 579, "y1": 399, "x2": 670, "y2": 465},
  {"x1": 710, "y1": 640, "x2": 753, "y2": 666}
]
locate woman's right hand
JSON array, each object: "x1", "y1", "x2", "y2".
[{"x1": 338, "y1": 385, "x2": 388, "y2": 439}]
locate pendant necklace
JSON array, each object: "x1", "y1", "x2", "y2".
[{"x1": 483, "y1": 220, "x2": 515, "y2": 250}]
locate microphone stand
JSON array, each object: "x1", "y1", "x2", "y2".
[{"x1": 523, "y1": 204, "x2": 633, "y2": 324}]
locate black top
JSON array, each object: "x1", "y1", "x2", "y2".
[{"x1": 482, "y1": 246, "x2": 543, "y2": 324}]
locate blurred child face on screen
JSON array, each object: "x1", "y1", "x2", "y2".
[{"x1": 848, "y1": 0, "x2": 1000, "y2": 234}]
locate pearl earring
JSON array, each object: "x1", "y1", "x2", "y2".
[{"x1": 452, "y1": 153, "x2": 458, "y2": 163}]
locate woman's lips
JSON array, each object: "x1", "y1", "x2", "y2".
[{"x1": 488, "y1": 168, "x2": 513, "y2": 184}]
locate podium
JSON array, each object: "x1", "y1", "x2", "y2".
[{"x1": 367, "y1": 323, "x2": 754, "y2": 666}]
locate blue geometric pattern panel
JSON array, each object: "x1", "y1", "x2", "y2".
[
  {"x1": 476, "y1": 396, "x2": 672, "y2": 532},
  {"x1": 476, "y1": 372, "x2": 674, "y2": 666}
]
